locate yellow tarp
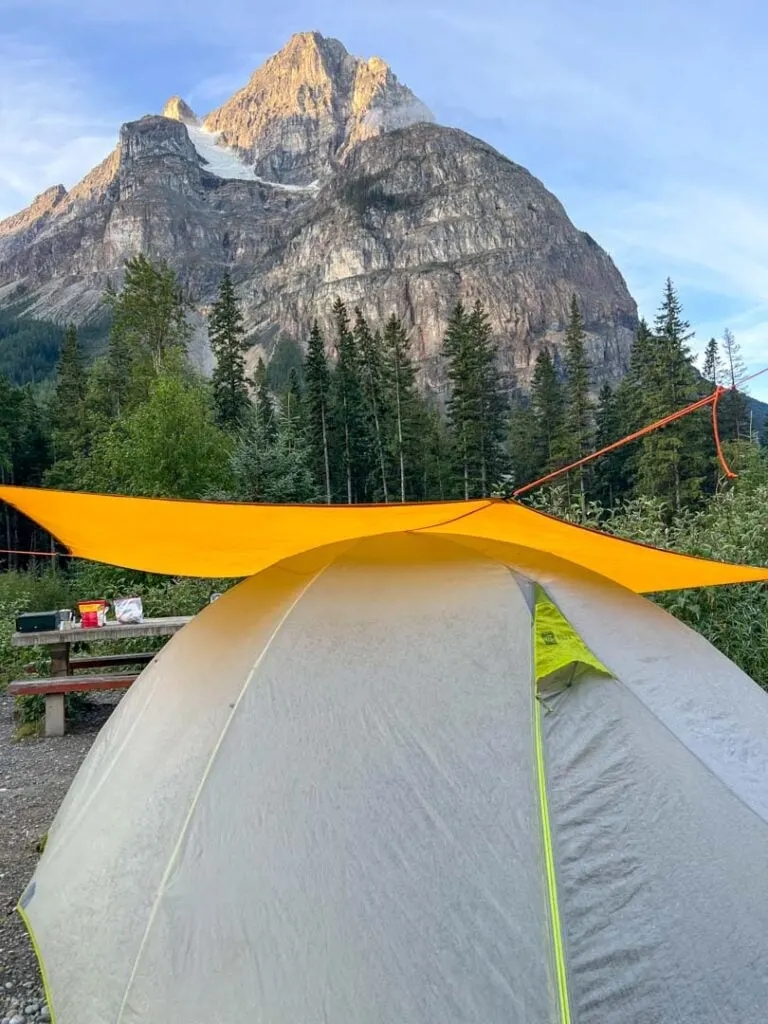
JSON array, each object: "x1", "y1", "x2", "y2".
[
  {"x1": 534, "y1": 585, "x2": 611, "y2": 688},
  {"x1": 1, "y1": 485, "x2": 767, "y2": 594}
]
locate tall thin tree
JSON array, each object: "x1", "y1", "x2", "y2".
[
  {"x1": 563, "y1": 295, "x2": 593, "y2": 514},
  {"x1": 50, "y1": 324, "x2": 87, "y2": 469},
  {"x1": 252, "y1": 358, "x2": 276, "y2": 441},
  {"x1": 208, "y1": 271, "x2": 249, "y2": 428},
  {"x1": 530, "y1": 349, "x2": 566, "y2": 473},
  {"x1": 304, "y1": 321, "x2": 332, "y2": 503},
  {"x1": 329, "y1": 298, "x2": 367, "y2": 504},
  {"x1": 354, "y1": 308, "x2": 390, "y2": 502},
  {"x1": 383, "y1": 314, "x2": 417, "y2": 502},
  {"x1": 720, "y1": 328, "x2": 749, "y2": 441},
  {"x1": 468, "y1": 300, "x2": 507, "y2": 497}
]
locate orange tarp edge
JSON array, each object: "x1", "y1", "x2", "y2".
[{"x1": 1, "y1": 485, "x2": 767, "y2": 594}]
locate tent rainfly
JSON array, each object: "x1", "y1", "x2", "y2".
[{"x1": 3, "y1": 485, "x2": 768, "y2": 1024}]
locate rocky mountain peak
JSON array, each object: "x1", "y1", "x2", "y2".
[
  {"x1": 202, "y1": 31, "x2": 434, "y2": 185},
  {"x1": 0, "y1": 31, "x2": 638, "y2": 388},
  {"x1": 162, "y1": 96, "x2": 199, "y2": 125}
]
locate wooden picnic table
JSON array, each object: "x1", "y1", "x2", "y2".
[{"x1": 11, "y1": 616, "x2": 192, "y2": 736}]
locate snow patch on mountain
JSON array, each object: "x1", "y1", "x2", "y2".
[
  {"x1": 185, "y1": 125, "x2": 257, "y2": 181},
  {"x1": 186, "y1": 124, "x2": 320, "y2": 192}
]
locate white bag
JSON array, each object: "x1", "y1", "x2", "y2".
[{"x1": 114, "y1": 597, "x2": 144, "y2": 624}]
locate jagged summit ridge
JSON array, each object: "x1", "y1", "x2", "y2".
[{"x1": 201, "y1": 31, "x2": 435, "y2": 184}]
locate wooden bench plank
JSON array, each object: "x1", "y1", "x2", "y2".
[
  {"x1": 9, "y1": 673, "x2": 138, "y2": 696},
  {"x1": 70, "y1": 652, "x2": 154, "y2": 670}
]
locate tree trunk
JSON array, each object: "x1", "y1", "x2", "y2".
[
  {"x1": 394, "y1": 375, "x2": 406, "y2": 502},
  {"x1": 371, "y1": 402, "x2": 389, "y2": 503},
  {"x1": 674, "y1": 458, "x2": 681, "y2": 513},
  {"x1": 462, "y1": 420, "x2": 469, "y2": 500},
  {"x1": 320, "y1": 405, "x2": 331, "y2": 504},
  {"x1": 345, "y1": 425, "x2": 352, "y2": 504},
  {"x1": 479, "y1": 413, "x2": 487, "y2": 498},
  {"x1": 1, "y1": 468, "x2": 11, "y2": 571}
]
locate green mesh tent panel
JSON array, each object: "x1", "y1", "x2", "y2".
[{"x1": 534, "y1": 585, "x2": 612, "y2": 691}]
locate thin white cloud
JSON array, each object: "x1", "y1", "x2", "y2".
[{"x1": 0, "y1": 37, "x2": 118, "y2": 219}]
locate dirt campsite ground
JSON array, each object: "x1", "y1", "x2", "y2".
[{"x1": 0, "y1": 691, "x2": 121, "y2": 1023}]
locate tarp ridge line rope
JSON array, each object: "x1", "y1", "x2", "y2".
[{"x1": 511, "y1": 371, "x2": 762, "y2": 499}]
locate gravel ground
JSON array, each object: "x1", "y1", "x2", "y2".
[{"x1": 0, "y1": 690, "x2": 122, "y2": 1022}]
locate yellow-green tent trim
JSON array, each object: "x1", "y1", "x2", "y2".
[
  {"x1": 534, "y1": 585, "x2": 612, "y2": 690},
  {"x1": 2, "y1": 485, "x2": 767, "y2": 594}
]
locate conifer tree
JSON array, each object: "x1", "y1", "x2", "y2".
[
  {"x1": 443, "y1": 302, "x2": 475, "y2": 499},
  {"x1": 620, "y1": 318, "x2": 654, "y2": 428},
  {"x1": 105, "y1": 329, "x2": 133, "y2": 420},
  {"x1": 329, "y1": 298, "x2": 367, "y2": 503},
  {"x1": 722, "y1": 328, "x2": 746, "y2": 389},
  {"x1": 252, "y1": 358, "x2": 276, "y2": 441},
  {"x1": 416, "y1": 398, "x2": 452, "y2": 501},
  {"x1": 563, "y1": 295, "x2": 593, "y2": 511},
  {"x1": 610, "y1": 318, "x2": 655, "y2": 495},
  {"x1": 592, "y1": 383, "x2": 631, "y2": 507},
  {"x1": 507, "y1": 396, "x2": 540, "y2": 489},
  {"x1": 284, "y1": 368, "x2": 304, "y2": 441},
  {"x1": 264, "y1": 418, "x2": 320, "y2": 502},
  {"x1": 49, "y1": 325, "x2": 87, "y2": 474},
  {"x1": 208, "y1": 271, "x2": 249, "y2": 428},
  {"x1": 720, "y1": 328, "x2": 749, "y2": 440},
  {"x1": 636, "y1": 279, "x2": 708, "y2": 510},
  {"x1": 232, "y1": 400, "x2": 319, "y2": 504},
  {"x1": 702, "y1": 337, "x2": 724, "y2": 389},
  {"x1": 383, "y1": 313, "x2": 418, "y2": 502},
  {"x1": 304, "y1": 321, "x2": 332, "y2": 504},
  {"x1": 530, "y1": 349, "x2": 566, "y2": 472},
  {"x1": 354, "y1": 308, "x2": 390, "y2": 501},
  {"x1": 443, "y1": 300, "x2": 506, "y2": 498},
  {"x1": 468, "y1": 300, "x2": 507, "y2": 496}
]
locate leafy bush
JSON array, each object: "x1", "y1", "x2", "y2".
[{"x1": 0, "y1": 570, "x2": 72, "y2": 689}]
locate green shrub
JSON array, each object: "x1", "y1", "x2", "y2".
[{"x1": 0, "y1": 569, "x2": 70, "y2": 689}]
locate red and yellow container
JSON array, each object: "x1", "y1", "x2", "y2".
[{"x1": 77, "y1": 599, "x2": 108, "y2": 628}]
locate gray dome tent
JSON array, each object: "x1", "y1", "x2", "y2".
[{"x1": 15, "y1": 536, "x2": 768, "y2": 1024}]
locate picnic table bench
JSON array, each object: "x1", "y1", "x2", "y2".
[{"x1": 9, "y1": 616, "x2": 192, "y2": 736}]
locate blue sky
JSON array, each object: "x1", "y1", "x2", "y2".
[{"x1": 1, "y1": 0, "x2": 767, "y2": 398}]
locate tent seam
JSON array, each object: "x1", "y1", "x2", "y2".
[
  {"x1": 113, "y1": 563, "x2": 332, "y2": 1023},
  {"x1": 616, "y1": 678, "x2": 768, "y2": 831},
  {"x1": 534, "y1": 683, "x2": 573, "y2": 1023},
  {"x1": 530, "y1": 583, "x2": 572, "y2": 1024},
  {"x1": 409, "y1": 500, "x2": 495, "y2": 532}
]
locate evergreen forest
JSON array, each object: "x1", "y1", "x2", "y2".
[{"x1": 1, "y1": 256, "x2": 767, "y2": 696}]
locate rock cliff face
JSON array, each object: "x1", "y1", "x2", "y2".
[{"x1": 0, "y1": 31, "x2": 637, "y2": 388}]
